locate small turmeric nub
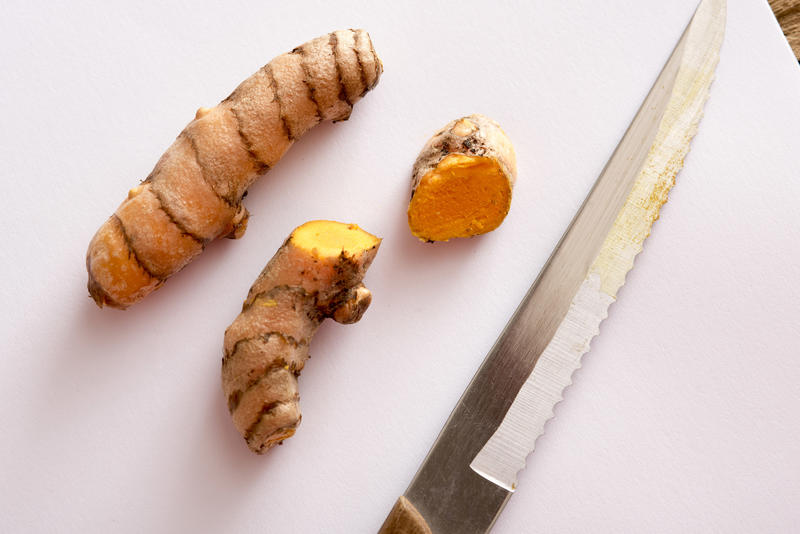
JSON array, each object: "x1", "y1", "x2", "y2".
[{"x1": 407, "y1": 114, "x2": 517, "y2": 242}]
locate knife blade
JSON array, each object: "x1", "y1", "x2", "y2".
[{"x1": 378, "y1": 1, "x2": 726, "y2": 532}]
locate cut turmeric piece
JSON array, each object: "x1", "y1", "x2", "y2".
[
  {"x1": 407, "y1": 114, "x2": 517, "y2": 242},
  {"x1": 222, "y1": 220, "x2": 380, "y2": 454}
]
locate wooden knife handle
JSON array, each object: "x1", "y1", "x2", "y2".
[{"x1": 378, "y1": 496, "x2": 432, "y2": 534}]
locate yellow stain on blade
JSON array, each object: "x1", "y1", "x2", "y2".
[{"x1": 590, "y1": 57, "x2": 718, "y2": 298}]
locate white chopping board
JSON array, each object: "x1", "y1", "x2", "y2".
[{"x1": 1, "y1": 0, "x2": 799, "y2": 531}]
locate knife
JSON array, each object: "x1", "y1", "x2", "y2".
[{"x1": 378, "y1": 1, "x2": 726, "y2": 532}]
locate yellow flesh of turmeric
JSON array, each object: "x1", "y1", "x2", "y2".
[
  {"x1": 408, "y1": 154, "x2": 512, "y2": 241},
  {"x1": 292, "y1": 220, "x2": 381, "y2": 257}
]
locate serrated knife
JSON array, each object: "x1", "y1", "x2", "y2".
[{"x1": 379, "y1": 1, "x2": 726, "y2": 532}]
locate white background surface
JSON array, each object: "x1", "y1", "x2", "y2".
[{"x1": 1, "y1": 1, "x2": 799, "y2": 532}]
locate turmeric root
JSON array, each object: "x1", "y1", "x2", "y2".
[
  {"x1": 222, "y1": 220, "x2": 380, "y2": 454},
  {"x1": 86, "y1": 30, "x2": 383, "y2": 309},
  {"x1": 407, "y1": 114, "x2": 517, "y2": 242}
]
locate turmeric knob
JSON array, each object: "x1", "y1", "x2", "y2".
[{"x1": 407, "y1": 114, "x2": 517, "y2": 242}]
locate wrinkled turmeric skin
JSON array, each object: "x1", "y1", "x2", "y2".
[{"x1": 407, "y1": 115, "x2": 517, "y2": 242}]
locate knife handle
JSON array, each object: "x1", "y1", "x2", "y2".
[{"x1": 378, "y1": 496, "x2": 432, "y2": 534}]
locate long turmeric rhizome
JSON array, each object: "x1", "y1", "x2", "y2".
[{"x1": 86, "y1": 30, "x2": 382, "y2": 309}]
